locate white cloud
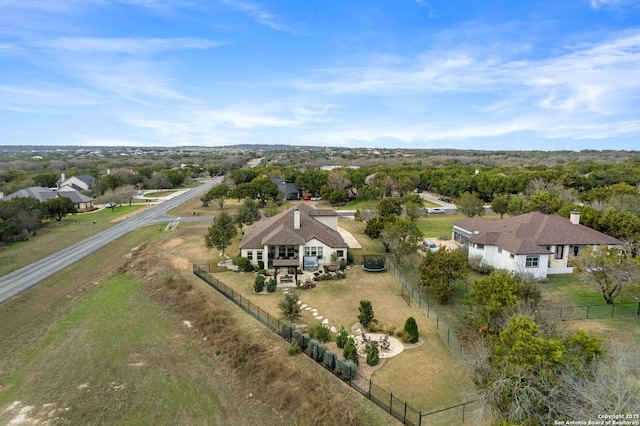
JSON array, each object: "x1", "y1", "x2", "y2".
[
  {"x1": 218, "y1": 0, "x2": 290, "y2": 32},
  {"x1": 38, "y1": 37, "x2": 228, "y2": 54}
]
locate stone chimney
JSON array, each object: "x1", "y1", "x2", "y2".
[
  {"x1": 61, "y1": 172, "x2": 66, "y2": 182},
  {"x1": 294, "y1": 207, "x2": 300, "y2": 229},
  {"x1": 570, "y1": 210, "x2": 580, "y2": 225}
]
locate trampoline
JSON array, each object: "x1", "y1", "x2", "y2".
[{"x1": 362, "y1": 254, "x2": 386, "y2": 272}]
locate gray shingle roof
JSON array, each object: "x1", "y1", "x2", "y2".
[
  {"x1": 2, "y1": 187, "x2": 93, "y2": 204},
  {"x1": 240, "y1": 203, "x2": 346, "y2": 250},
  {"x1": 454, "y1": 211, "x2": 622, "y2": 255}
]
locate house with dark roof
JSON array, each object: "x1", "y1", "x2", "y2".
[
  {"x1": 2, "y1": 186, "x2": 95, "y2": 212},
  {"x1": 452, "y1": 211, "x2": 622, "y2": 279},
  {"x1": 270, "y1": 177, "x2": 300, "y2": 200},
  {"x1": 57, "y1": 173, "x2": 95, "y2": 192},
  {"x1": 239, "y1": 203, "x2": 348, "y2": 271}
]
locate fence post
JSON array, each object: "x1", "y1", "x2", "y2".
[
  {"x1": 419, "y1": 411, "x2": 422, "y2": 426},
  {"x1": 404, "y1": 402, "x2": 407, "y2": 425},
  {"x1": 447, "y1": 328, "x2": 450, "y2": 344},
  {"x1": 436, "y1": 316, "x2": 439, "y2": 330},
  {"x1": 390, "y1": 392, "x2": 393, "y2": 415},
  {"x1": 637, "y1": 302, "x2": 640, "y2": 316},
  {"x1": 560, "y1": 307, "x2": 562, "y2": 320},
  {"x1": 369, "y1": 378, "x2": 372, "y2": 399},
  {"x1": 462, "y1": 402, "x2": 466, "y2": 423}
]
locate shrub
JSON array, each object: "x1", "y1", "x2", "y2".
[
  {"x1": 287, "y1": 267, "x2": 295, "y2": 274},
  {"x1": 347, "y1": 250, "x2": 354, "y2": 265},
  {"x1": 403, "y1": 317, "x2": 419, "y2": 344},
  {"x1": 323, "y1": 350, "x2": 337, "y2": 370},
  {"x1": 300, "y1": 333, "x2": 310, "y2": 352},
  {"x1": 315, "y1": 343, "x2": 326, "y2": 363},
  {"x1": 309, "y1": 323, "x2": 331, "y2": 343},
  {"x1": 257, "y1": 260, "x2": 264, "y2": 270},
  {"x1": 253, "y1": 275, "x2": 265, "y2": 292},
  {"x1": 266, "y1": 277, "x2": 277, "y2": 293},
  {"x1": 281, "y1": 323, "x2": 296, "y2": 341},
  {"x1": 235, "y1": 257, "x2": 253, "y2": 272},
  {"x1": 342, "y1": 337, "x2": 359, "y2": 365},
  {"x1": 306, "y1": 338, "x2": 319, "y2": 357},
  {"x1": 339, "y1": 259, "x2": 347, "y2": 270},
  {"x1": 336, "y1": 326, "x2": 349, "y2": 349},
  {"x1": 336, "y1": 357, "x2": 358, "y2": 380},
  {"x1": 292, "y1": 329, "x2": 303, "y2": 347},
  {"x1": 366, "y1": 343, "x2": 379, "y2": 366},
  {"x1": 288, "y1": 341, "x2": 301, "y2": 356},
  {"x1": 358, "y1": 300, "x2": 374, "y2": 327}
]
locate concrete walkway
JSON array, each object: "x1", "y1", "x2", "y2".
[{"x1": 419, "y1": 192, "x2": 458, "y2": 210}]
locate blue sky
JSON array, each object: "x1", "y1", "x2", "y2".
[{"x1": 1, "y1": 0, "x2": 640, "y2": 150}]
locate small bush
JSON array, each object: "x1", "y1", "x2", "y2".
[
  {"x1": 292, "y1": 329, "x2": 303, "y2": 347},
  {"x1": 257, "y1": 260, "x2": 264, "y2": 270},
  {"x1": 235, "y1": 257, "x2": 253, "y2": 272},
  {"x1": 300, "y1": 333, "x2": 310, "y2": 351},
  {"x1": 403, "y1": 317, "x2": 419, "y2": 344},
  {"x1": 287, "y1": 267, "x2": 295, "y2": 274},
  {"x1": 336, "y1": 357, "x2": 358, "y2": 380},
  {"x1": 358, "y1": 300, "x2": 374, "y2": 327},
  {"x1": 306, "y1": 338, "x2": 319, "y2": 357},
  {"x1": 336, "y1": 326, "x2": 349, "y2": 349},
  {"x1": 347, "y1": 250, "x2": 354, "y2": 265},
  {"x1": 253, "y1": 275, "x2": 265, "y2": 292},
  {"x1": 281, "y1": 323, "x2": 296, "y2": 340},
  {"x1": 323, "y1": 350, "x2": 337, "y2": 370},
  {"x1": 255, "y1": 268, "x2": 267, "y2": 275},
  {"x1": 342, "y1": 337, "x2": 359, "y2": 365},
  {"x1": 316, "y1": 343, "x2": 326, "y2": 362},
  {"x1": 366, "y1": 343, "x2": 379, "y2": 366},
  {"x1": 309, "y1": 323, "x2": 331, "y2": 343},
  {"x1": 266, "y1": 277, "x2": 277, "y2": 293},
  {"x1": 288, "y1": 341, "x2": 301, "y2": 356}
]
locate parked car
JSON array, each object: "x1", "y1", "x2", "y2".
[
  {"x1": 105, "y1": 202, "x2": 116, "y2": 209},
  {"x1": 422, "y1": 239, "x2": 439, "y2": 252},
  {"x1": 303, "y1": 195, "x2": 312, "y2": 200},
  {"x1": 427, "y1": 208, "x2": 445, "y2": 214},
  {"x1": 310, "y1": 197, "x2": 322, "y2": 201}
]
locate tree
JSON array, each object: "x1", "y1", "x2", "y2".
[
  {"x1": 342, "y1": 337, "x2": 359, "y2": 365},
  {"x1": 491, "y1": 195, "x2": 509, "y2": 219},
  {"x1": 205, "y1": 183, "x2": 230, "y2": 210},
  {"x1": 234, "y1": 198, "x2": 261, "y2": 232},
  {"x1": 463, "y1": 270, "x2": 539, "y2": 333},
  {"x1": 43, "y1": 196, "x2": 77, "y2": 221},
  {"x1": 336, "y1": 326, "x2": 349, "y2": 349},
  {"x1": 262, "y1": 200, "x2": 281, "y2": 217},
  {"x1": 506, "y1": 195, "x2": 532, "y2": 216},
  {"x1": 403, "y1": 317, "x2": 419, "y2": 344},
  {"x1": 530, "y1": 191, "x2": 564, "y2": 214},
  {"x1": 403, "y1": 193, "x2": 424, "y2": 222},
  {"x1": 572, "y1": 245, "x2": 640, "y2": 304},
  {"x1": 365, "y1": 343, "x2": 379, "y2": 366},
  {"x1": 377, "y1": 197, "x2": 402, "y2": 217},
  {"x1": 278, "y1": 291, "x2": 301, "y2": 323},
  {"x1": 251, "y1": 175, "x2": 279, "y2": 207},
  {"x1": 326, "y1": 169, "x2": 351, "y2": 192},
  {"x1": 380, "y1": 218, "x2": 422, "y2": 264},
  {"x1": 419, "y1": 247, "x2": 468, "y2": 304},
  {"x1": 457, "y1": 192, "x2": 485, "y2": 217},
  {"x1": 204, "y1": 211, "x2": 237, "y2": 258},
  {"x1": 358, "y1": 300, "x2": 374, "y2": 327}
]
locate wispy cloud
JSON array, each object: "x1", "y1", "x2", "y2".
[
  {"x1": 37, "y1": 37, "x2": 228, "y2": 54},
  {"x1": 218, "y1": 0, "x2": 289, "y2": 31}
]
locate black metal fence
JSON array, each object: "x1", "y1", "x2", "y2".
[
  {"x1": 193, "y1": 264, "x2": 480, "y2": 425},
  {"x1": 545, "y1": 302, "x2": 640, "y2": 320}
]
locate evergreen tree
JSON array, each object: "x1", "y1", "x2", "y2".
[{"x1": 204, "y1": 211, "x2": 237, "y2": 258}]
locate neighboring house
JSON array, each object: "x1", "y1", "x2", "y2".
[
  {"x1": 270, "y1": 177, "x2": 300, "y2": 200},
  {"x1": 239, "y1": 203, "x2": 348, "y2": 271},
  {"x1": 56, "y1": 173, "x2": 95, "y2": 192},
  {"x1": 2, "y1": 186, "x2": 95, "y2": 212},
  {"x1": 452, "y1": 211, "x2": 622, "y2": 279}
]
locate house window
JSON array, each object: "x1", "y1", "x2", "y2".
[
  {"x1": 337, "y1": 250, "x2": 344, "y2": 257},
  {"x1": 497, "y1": 248, "x2": 502, "y2": 254},
  {"x1": 476, "y1": 244, "x2": 484, "y2": 250},
  {"x1": 257, "y1": 251, "x2": 263, "y2": 261},
  {"x1": 555, "y1": 245, "x2": 564, "y2": 260},
  {"x1": 510, "y1": 253, "x2": 515, "y2": 259},
  {"x1": 247, "y1": 251, "x2": 253, "y2": 260},
  {"x1": 525, "y1": 256, "x2": 539, "y2": 268},
  {"x1": 305, "y1": 246, "x2": 324, "y2": 258},
  {"x1": 572, "y1": 245, "x2": 579, "y2": 256}
]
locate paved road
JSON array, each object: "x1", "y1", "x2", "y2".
[{"x1": 0, "y1": 180, "x2": 219, "y2": 304}]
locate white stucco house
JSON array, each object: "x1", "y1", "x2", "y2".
[
  {"x1": 239, "y1": 203, "x2": 348, "y2": 271},
  {"x1": 452, "y1": 211, "x2": 622, "y2": 279}
]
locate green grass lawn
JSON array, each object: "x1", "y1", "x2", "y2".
[
  {"x1": 0, "y1": 205, "x2": 145, "y2": 276},
  {"x1": 0, "y1": 275, "x2": 225, "y2": 425}
]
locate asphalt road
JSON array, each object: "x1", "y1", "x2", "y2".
[{"x1": 0, "y1": 179, "x2": 219, "y2": 304}]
